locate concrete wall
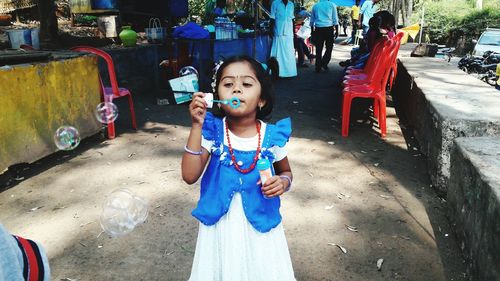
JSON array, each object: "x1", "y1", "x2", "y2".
[
  {"x1": 0, "y1": 55, "x2": 102, "y2": 172},
  {"x1": 448, "y1": 137, "x2": 500, "y2": 281},
  {"x1": 392, "y1": 57, "x2": 500, "y2": 195}
]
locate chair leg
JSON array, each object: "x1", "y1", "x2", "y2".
[
  {"x1": 341, "y1": 93, "x2": 352, "y2": 137},
  {"x1": 108, "y1": 121, "x2": 116, "y2": 139},
  {"x1": 103, "y1": 94, "x2": 116, "y2": 139},
  {"x1": 373, "y1": 99, "x2": 379, "y2": 122},
  {"x1": 379, "y1": 96, "x2": 387, "y2": 138},
  {"x1": 127, "y1": 94, "x2": 138, "y2": 130}
]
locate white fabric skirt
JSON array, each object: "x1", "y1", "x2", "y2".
[
  {"x1": 188, "y1": 193, "x2": 296, "y2": 281},
  {"x1": 270, "y1": 35, "x2": 298, "y2": 78}
]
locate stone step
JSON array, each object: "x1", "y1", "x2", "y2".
[{"x1": 448, "y1": 136, "x2": 500, "y2": 281}]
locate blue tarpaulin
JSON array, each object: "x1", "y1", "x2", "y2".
[{"x1": 328, "y1": 0, "x2": 366, "y2": 7}]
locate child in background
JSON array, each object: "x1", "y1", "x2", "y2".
[
  {"x1": 182, "y1": 56, "x2": 296, "y2": 281},
  {"x1": 294, "y1": 7, "x2": 315, "y2": 67}
]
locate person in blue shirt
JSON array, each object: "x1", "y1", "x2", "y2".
[
  {"x1": 270, "y1": 0, "x2": 298, "y2": 78},
  {"x1": 359, "y1": 0, "x2": 380, "y2": 35},
  {"x1": 310, "y1": 0, "x2": 339, "y2": 73},
  {"x1": 182, "y1": 56, "x2": 296, "y2": 280},
  {"x1": 0, "y1": 223, "x2": 51, "y2": 281}
]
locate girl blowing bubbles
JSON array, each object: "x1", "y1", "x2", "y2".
[{"x1": 182, "y1": 56, "x2": 296, "y2": 281}]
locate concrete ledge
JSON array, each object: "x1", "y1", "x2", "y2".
[
  {"x1": 448, "y1": 137, "x2": 500, "y2": 281},
  {"x1": 392, "y1": 56, "x2": 500, "y2": 194},
  {"x1": 0, "y1": 54, "x2": 101, "y2": 172}
]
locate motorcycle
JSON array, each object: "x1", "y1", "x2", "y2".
[{"x1": 458, "y1": 51, "x2": 499, "y2": 87}]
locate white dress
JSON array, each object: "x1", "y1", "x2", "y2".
[{"x1": 188, "y1": 120, "x2": 296, "y2": 281}]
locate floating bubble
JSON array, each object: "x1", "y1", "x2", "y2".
[
  {"x1": 95, "y1": 102, "x2": 118, "y2": 124},
  {"x1": 100, "y1": 188, "x2": 149, "y2": 237},
  {"x1": 179, "y1": 66, "x2": 199, "y2": 78},
  {"x1": 54, "y1": 126, "x2": 81, "y2": 151}
]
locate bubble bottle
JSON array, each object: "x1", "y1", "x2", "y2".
[{"x1": 257, "y1": 159, "x2": 273, "y2": 198}]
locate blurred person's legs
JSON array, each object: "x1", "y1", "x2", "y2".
[
  {"x1": 322, "y1": 27, "x2": 334, "y2": 70},
  {"x1": 294, "y1": 36, "x2": 306, "y2": 66}
]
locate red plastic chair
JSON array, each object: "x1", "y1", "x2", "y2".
[
  {"x1": 343, "y1": 33, "x2": 404, "y2": 86},
  {"x1": 341, "y1": 39, "x2": 397, "y2": 138},
  {"x1": 343, "y1": 40, "x2": 386, "y2": 80},
  {"x1": 71, "y1": 46, "x2": 137, "y2": 139},
  {"x1": 387, "y1": 32, "x2": 405, "y2": 90},
  {"x1": 342, "y1": 40, "x2": 388, "y2": 86},
  {"x1": 342, "y1": 34, "x2": 403, "y2": 122}
]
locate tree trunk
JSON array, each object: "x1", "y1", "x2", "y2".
[
  {"x1": 38, "y1": 0, "x2": 59, "y2": 47},
  {"x1": 475, "y1": 0, "x2": 482, "y2": 9},
  {"x1": 392, "y1": 0, "x2": 400, "y2": 28},
  {"x1": 399, "y1": 0, "x2": 405, "y2": 27},
  {"x1": 407, "y1": 0, "x2": 413, "y2": 22}
]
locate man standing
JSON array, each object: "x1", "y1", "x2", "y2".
[
  {"x1": 350, "y1": 0, "x2": 360, "y2": 43},
  {"x1": 310, "y1": 0, "x2": 339, "y2": 73},
  {"x1": 270, "y1": 0, "x2": 297, "y2": 78},
  {"x1": 359, "y1": 0, "x2": 379, "y2": 35}
]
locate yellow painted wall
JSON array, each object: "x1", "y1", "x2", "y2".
[{"x1": 0, "y1": 55, "x2": 102, "y2": 172}]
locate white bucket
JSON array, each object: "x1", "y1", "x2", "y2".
[
  {"x1": 6, "y1": 29, "x2": 32, "y2": 49},
  {"x1": 97, "y1": 16, "x2": 118, "y2": 38},
  {"x1": 31, "y1": 28, "x2": 40, "y2": 49}
]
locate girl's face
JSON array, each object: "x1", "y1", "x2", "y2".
[{"x1": 217, "y1": 61, "x2": 264, "y2": 117}]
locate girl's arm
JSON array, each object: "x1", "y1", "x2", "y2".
[
  {"x1": 181, "y1": 92, "x2": 211, "y2": 184},
  {"x1": 261, "y1": 157, "x2": 293, "y2": 198}
]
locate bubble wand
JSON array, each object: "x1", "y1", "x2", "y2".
[
  {"x1": 172, "y1": 91, "x2": 241, "y2": 109},
  {"x1": 203, "y1": 93, "x2": 241, "y2": 109}
]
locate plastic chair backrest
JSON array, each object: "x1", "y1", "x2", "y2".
[
  {"x1": 377, "y1": 40, "x2": 398, "y2": 90},
  {"x1": 367, "y1": 40, "x2": 396, "y2": 91},
  {"x1": 70, "y1": 46, "x2": 120, "y2": 99},
  {"x1": 362, "y1": 40, "x2": 386, "y2": 75},
  {"x1": 386, "y1": 32, "x2": 404, "y2": 88}
]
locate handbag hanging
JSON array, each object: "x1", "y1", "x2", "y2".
[{"x1": 145, "y1": 18, "x2": 167, "y2": 43}]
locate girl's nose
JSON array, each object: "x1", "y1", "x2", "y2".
[{"x1": 232, "y1": 85, "x2": 242, "y2": 94}]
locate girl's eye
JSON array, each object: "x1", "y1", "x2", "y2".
[
  {"x1": 223, "y1": 83, "x2": 233, "y2": 87},
  {"x1": 243, "y1": 83, "x2": 253, "y2": 87}
]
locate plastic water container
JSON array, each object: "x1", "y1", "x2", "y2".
[
  {"x1": 97, "y1": 15, "x2": 118, "y2": 37},
  {"x1": 6, "y1": 29, "x2": 32, "y2": 49},
  {"x1": 31, "y1": 28, "x2": 40, "y2": 49}
]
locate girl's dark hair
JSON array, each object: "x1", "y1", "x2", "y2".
[
  {"x1": 213, "y1": 56, "x2": 274, "y2": 120},
  {"x1": 374, "y1": 10, "x2": 396, "y2": 31}
]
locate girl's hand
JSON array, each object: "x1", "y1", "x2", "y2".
[
  {"x1": 259, "y1": 176, "x2": 287, "y2": 198},
  {"x1": 189, "y1": 92, "x2": 207, "y2": 127}
]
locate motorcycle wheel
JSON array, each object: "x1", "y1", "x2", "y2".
[{"x1": 485, "y1": 76, "x2": 497, "y2": 86}]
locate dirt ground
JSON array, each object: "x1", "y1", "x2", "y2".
[{"x1": 0, "y1": 43, "x2": 469, "y2": 281}]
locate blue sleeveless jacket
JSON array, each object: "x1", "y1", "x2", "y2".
[{"x1": 191, "y1": 112, "x2": 292, "y2": 233}]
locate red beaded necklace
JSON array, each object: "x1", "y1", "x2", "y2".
[{"x1": 225, "y1": 119, "x2": 261, "y2": 174}]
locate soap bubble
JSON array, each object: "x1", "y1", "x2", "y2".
[
  {"x1": 95, "y1": 102, "x2": 118, "y2": 124},
  {"x1": 179, "y1": 66, "x2": 198, "y2": 78},
  {"x1": 100, "y1": 188, "x2": 149, "y2": 237},
  {"x1": 54, "y1": 126, "x2": 80, "y2": 151}
]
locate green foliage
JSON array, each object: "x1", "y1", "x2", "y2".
[
  {"x1": 411, "y1": 0, "x2": 469, "y2": 44},
  {"x1": 188, "y1": 0, "x2": 206, "y2": 19},
  {"x1": 449, "y1": 7, "x2": 500, "y2": 40},
  {"x1": 337, "y1": 6, "x2": 352, "y2": 22},
  {"x1": 410, "y1": 0, "x2": 500, "y2": 46}
]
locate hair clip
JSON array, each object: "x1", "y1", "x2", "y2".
[{"x1": 212, "y1": 60, "x2": 224, "y2": 93}]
